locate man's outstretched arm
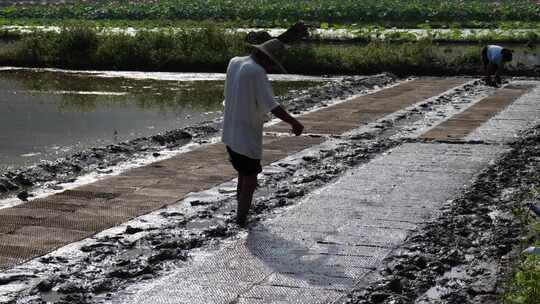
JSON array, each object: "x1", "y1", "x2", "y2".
[{"x1": 271, "y1": 106, "x2": 304, "y2": 136}]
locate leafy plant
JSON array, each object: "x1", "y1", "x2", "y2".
[
  {"x1": 0, "y1": 0, "x2": 538, "y2": 27},
  {"x1": 504, "y1": 186, "x2": 540, "y2": 304}
]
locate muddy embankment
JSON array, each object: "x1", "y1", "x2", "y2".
[
  {"x1": 1, "y1": 76, "x2": 504, "y2": 304},
  {"x1": 0, "y1": 73, "x2": 396, "y2": 201},
  {"x1": 341, "y1": 128, "x2": 540, "y2": 304}
]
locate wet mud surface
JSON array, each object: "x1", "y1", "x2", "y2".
[
  {"x1": 0, "y1": 76, "x2": 501, "y2": 304},
  {"x1": 341, "y1": 128, "x2": 540, "y2": 304},
  {"x1": 0, "y1": 74, "x2": 395, "y2": 201}
]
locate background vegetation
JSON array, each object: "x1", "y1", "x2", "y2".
[
  {"x1": 0, "y1": 0, "x2": 539, "y2": 28},
  {"x1": 0, "y1": 25, "x2": 248, "y2": 71},
  {"x1": 0, "y1": 25, "x2": 498, "y2": 76}
]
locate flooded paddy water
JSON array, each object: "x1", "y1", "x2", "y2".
[{"x1": 0, "y1": 69, "x2": 326, "y2": 172}]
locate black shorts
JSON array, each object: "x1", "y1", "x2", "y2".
[{"x1": 226, "y1": 146, "x2": 262, "y2": 176}]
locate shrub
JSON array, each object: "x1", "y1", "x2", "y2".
[{"x1": 57, "y1": 25, "x2": 99, "y2": 67}]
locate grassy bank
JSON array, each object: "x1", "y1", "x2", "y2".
[
  {"x1": 284, "y1": 42, "x2": 484, "y2": 76},
  {"x1": 1, "y1": 0, "x2": 539, "y2": 29},
  {"x1": 0, "y1": 26, "x2": 248, "y2": 71},
  {"x1": 0, "y1": 26, "x2": 536, "y2": 76},
  {"x1": 504, "y1": 188, "x2": 540, "y2": 304}
]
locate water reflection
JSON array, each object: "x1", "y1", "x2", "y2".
[{"x1": 0, "y1": 70, "x2": 322, "y2": 170}]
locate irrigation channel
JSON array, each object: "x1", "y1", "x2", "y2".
[{"x1": 0, "y1": 72, "x2": 539, "y2": 304}]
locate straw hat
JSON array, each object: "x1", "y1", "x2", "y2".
[{"x1": 253, "y1": 38, "x2": 288, "y2": 73}]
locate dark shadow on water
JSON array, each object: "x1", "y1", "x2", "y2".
[{"x1": 246, "y1": 225, "x2": 352, "y2": 287}]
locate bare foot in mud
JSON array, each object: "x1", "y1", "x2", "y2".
[
  {"x1": 483, "y1": 77, "x2": 500, "y2": 88},
  {"x1": 236, "y1": 217, "x2": 248, "y2": 228}
]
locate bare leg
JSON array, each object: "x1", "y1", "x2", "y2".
[
  {"x1": 494, "y1": 70, "x2": 502, "y2": 85},
  {"x1": 481, "y1": 47, "x2": 490, "y2": 84},
  {"x1": 486, "y1": 64, "x2": 498, "y2": 86},
  {"x1": 236, "y1": 174, "x2": 257, "y2": 226},
  {"x1": 484, "y1": 64, "x2": 490, "y2": 83},
  {"x1": 237, "y1": 175, "x2": 243, "y2": 201},
  {"x1": 486, "y1": 64, "x2": 493, "y2": 85}
]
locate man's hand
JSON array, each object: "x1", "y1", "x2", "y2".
[
  {"x1": 291, "y1": 121, "x2": 304, "y2": 136},
  {"x1": 271, "y1": 106, "x2": 304, "y2": 136}
]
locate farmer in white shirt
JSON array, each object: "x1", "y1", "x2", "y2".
[
  {"x1": 481, "y1": 45, "x2": 513, "y2": 86},
  {"x1": 222, "y1": 39, "x2": 304, "y2": 226}
]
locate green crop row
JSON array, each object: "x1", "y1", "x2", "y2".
[
  {"x1": 1, "y1": 21, "x2": 539, "y2": 44},
  {"x1": 312, "y1": 27, "x2": 540, "y2": 44},
  {"x1": 1, "y1": 17, "x2": 540, "y2": 30},
  {"x1": 1, "y1": 0, "x2": 539, "y2": 28}
]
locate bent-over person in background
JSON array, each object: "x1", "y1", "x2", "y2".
[
  {"x1": 481, "y1": 44, "x2": 513, "y2": 86},
  {"x1": 222, "y1": 39, "x2": 304, "y2": 227}
]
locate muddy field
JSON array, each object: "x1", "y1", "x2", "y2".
[
  {"x1": 342, "y1": 127, "x2": 540, "y2": 304},
  {"x1": 0, "y1": 75, "x2": 512, "y2": 303},
  {"x1": 0, "y1": 74, "x2": 394, "y2": 201},
  {"x1": 0, "y1": 73, "x2": 401, "y2": 303},
  {"x1": 0, "y1": 73, "x2": 539, "y2": 304}
]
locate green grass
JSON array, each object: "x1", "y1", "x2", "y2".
[
  {"x1": 504, "y1": 240, "x2": 540, "y2": 304},
  {"x1": 1, "y1": 0, "x2": 539, "y2": 28},
  {"x1": 315, "y1": 27, "x2": 540, "y2": 44},
  {"x1": 504, "y1": 255, "x2": 540, "y2": 304},
  {"x1": 0, "y1": 25, "x2": 248, "y2": 71},
  {"x1": 284, "y1": 41, "x2": 477, "y2": 75},
  {"x1": 504, "y1": 187, "x2": 540, "y2": 304}
]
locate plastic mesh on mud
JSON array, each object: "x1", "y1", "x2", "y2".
[
  {"x1": 0, "y1": 136, "x2": 325, "y2": 269},
  {"x1": 266, "y1": 78, "x2": 468, "y2": 135},
  {"x1": 0, "y1": 79, "x2": 472, "y2": 269},
  {"x1": 421, "y1": 85, "x2": 534, "y2": 140}
]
